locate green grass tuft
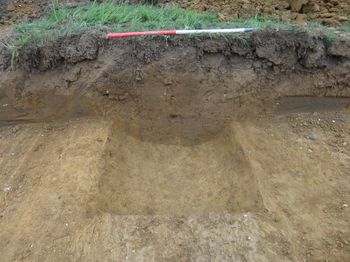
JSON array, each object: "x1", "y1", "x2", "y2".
[
  {"x1": 322, "y1": 32, "x2": 338, "y2": 48},
  {"x1": 339, "y1": 23, "x2": 350, "y2": 32},
  {"x1": 3, "y1": 1, "x2": 223, "y2": 65},
  {"x1": 1, "y1": 1, "x2": 349, "y2": 68}
]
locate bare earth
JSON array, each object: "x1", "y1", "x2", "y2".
[
  {"x1": 0, "y1": 30, "x2": 350, "y2": 261},
  {"x1": 0, "y1": 101, "x2": 349, "y2": 261}
]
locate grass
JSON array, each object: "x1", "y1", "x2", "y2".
[
  {"x1": 9, "y1": 2, "x2": 220, "y2": 49},
  {"x1": 338, "y1": 14, "x2": 350, "y2": 32},
  {"x1": 1, "y1": 1, "x2": 349, "y2": 68},
  {"x1": 3, "y1": 3, "x2": 296, "y2": 48},
  {"x1": 339, "y1": 23, "x2": 350, "y2": 32},
  {"x1": 2, "y1": 1, "x2": 222, "y2": 66}
]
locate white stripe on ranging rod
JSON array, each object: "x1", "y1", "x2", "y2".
[{"x1": 175, "y1": 28, "x2": 255, "y2": 34}]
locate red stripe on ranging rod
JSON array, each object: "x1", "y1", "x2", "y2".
[
  {"x1": 107, "y1": 28, "x2": 255, "y2": 39},
  {"x1": 107, "y1": 30, "x2": 177, "y2": 39}
]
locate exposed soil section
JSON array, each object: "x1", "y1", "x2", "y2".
[
  {"x1": 0, "y1": 30, "x2": 349, "y2": 261},
  {"x1": 0, "y1": 0, "x2": 37, "y2": 25},
  {"x1": 165, "y1": 0, "x2": 350, "y2": 26}
]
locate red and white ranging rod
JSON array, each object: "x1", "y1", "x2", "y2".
[{"x1": 107, "y1": 28, "x2": 255, "y2": 39}]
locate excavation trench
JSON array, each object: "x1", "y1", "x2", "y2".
[
  {"x1": 1, "y1": 31, "x2": 350, "y2": 260},
  {"x1": 0, "y1": 81, "x2": 264, "y2": 216},
  {"x1": 1, "y1": 77, "x2": 349, "y2": 217},
  {"x1": 1, "y1": 31, "x2": 350, "y2": 217}
]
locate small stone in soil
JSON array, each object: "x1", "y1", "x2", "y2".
[
  {"x1": 308, "y1": 133, "x2": 317, "y2": 140},
  {"x1": 3, "y1": 186, "x2": 11, "y2": 193}
]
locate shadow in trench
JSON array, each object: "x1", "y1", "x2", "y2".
[
  {"x1": 0, "y1": 87, "x2": 98, "y2": 127},
  {"x1": 92, "y1": 117, "x2": 263, "y2": 216}
]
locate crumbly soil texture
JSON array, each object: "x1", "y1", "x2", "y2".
[
  {"x1": 0, "y1": 30, "x2": 350, "y2": 261},
  {"x1": 165, "y1": 0, "x2": 350, "y2": 26}
]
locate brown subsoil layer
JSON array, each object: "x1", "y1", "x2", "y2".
[
  {"x1": 0, "y1": 30, "x2": 349, "y2": 261},
  {"x1": 164, "y1": 0, "x2": 350, "y2": 26},
  {"x1": 1, "y1": 0, "x2": 349, "y2": 26}
]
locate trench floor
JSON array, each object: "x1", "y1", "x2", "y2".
[{"x1": 0, "y1": 94, "x2": 349, "y2": 261}]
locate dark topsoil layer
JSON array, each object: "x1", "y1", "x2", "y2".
[
  {"x1": 0, "y1": 29, "x2": 350, "y2": 146},
  {"x1": 0, "y1": 30, "x2": 349, "y2": 123},
  {"x1": 1, "y1": 30, "x2": 349, "y2": 125},
  {"x1": 1, "y1": 29, "x2": 350, "y2": 72}
]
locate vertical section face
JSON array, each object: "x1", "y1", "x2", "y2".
[
  {"x1": 92, "y1": 54, "x2": 262, "y2": 215},
  {"x1": 96, "y1": 50, "x2": 259, "y2": 145}
]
